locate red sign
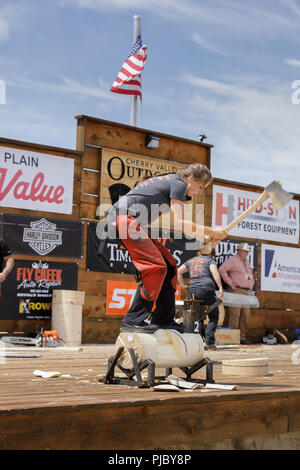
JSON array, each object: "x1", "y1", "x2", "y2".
[{"x1": 106, "y1": 280, "x2": 181, "y2": 316}]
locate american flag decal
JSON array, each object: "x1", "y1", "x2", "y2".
[{"x1": 110, "y1": 35, "x2": 147, "y2": 98}]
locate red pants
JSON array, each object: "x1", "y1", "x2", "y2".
[{"x1": 117, "y1": 215, "x2": 177, "y2": 325}]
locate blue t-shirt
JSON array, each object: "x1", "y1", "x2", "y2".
[
  {"x1": 115, "y1": 173, "x2": 187, "y2": 224},
  {"x1": 184, "y1": 255, "x2": 217, "y2": 291}
]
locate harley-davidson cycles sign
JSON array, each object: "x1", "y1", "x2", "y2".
[
  {"x1": 0, "y1": 146, "x2": 74, "y2": 214},
  {"x1": 0, "y1": 260, "x2": 78, "y2": 320},
  {"x1": 0, "y1": 213, "x2": 83, "y2": 258}
]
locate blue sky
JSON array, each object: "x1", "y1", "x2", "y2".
[{"x1": 1, "y1": 0, "x2": 300, "y2": 194}]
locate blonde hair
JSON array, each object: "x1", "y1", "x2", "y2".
[
  {"x1": 198, "y1": 244, "x2": 214, "y2": 256},
  {"x1": 176, "y1": 163, "x2": 212, "y2": 184}
]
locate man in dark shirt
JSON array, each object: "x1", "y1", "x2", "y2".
[
  {"x1": 0, "y1": 240, "x2": 14, "y2": 296},
  {"x1": 178, "y1": 245, "x2": 223, "y2": 349}
]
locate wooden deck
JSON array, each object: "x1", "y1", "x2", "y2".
[{"x1": 1, "y1": 341, "x2": 300, "y2": 450}]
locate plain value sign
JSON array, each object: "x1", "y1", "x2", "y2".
[
  {"x1": 261, "y1": 244, "x2": 300, "y2": 293},
  {"x1": 212, "y1": 185, "x2": 299, "y2": 244},
  {"x1": 0, "y1": 146, "x2": 74, "y2": 214}
]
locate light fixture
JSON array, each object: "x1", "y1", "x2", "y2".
[
  {"x1": 145, "y1": 134, "x2": 160, "y2": 149},
  {"x1": 198, "y1": 134, "x2": 207, "y2": 142}
]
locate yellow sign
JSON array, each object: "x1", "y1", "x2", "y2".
[{"x1": 100, "y1": 148, "x2": 186, "y2": 206}]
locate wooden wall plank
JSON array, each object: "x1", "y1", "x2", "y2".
[{"x1": 82, "y1": 118, "x2": 209, "y2": 164}]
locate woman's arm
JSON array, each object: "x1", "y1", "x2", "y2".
[
  {"x1": 177, "y1": 264, "x2": 189, "y2": 290},
  {"x1": 209, "y1": 264, "x2": 224, "y2": 299},
  {"x1": 0, "y1": 255, "x2": 14, "y2": 283},
  {"x1": 170, "y1": 199, "x2": 227, "y2": 242}
]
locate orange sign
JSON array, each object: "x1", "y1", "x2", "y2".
[{"x1": 106, "y1": 280, "x2": 181, "y2": 316}]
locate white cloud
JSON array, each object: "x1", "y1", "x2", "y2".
[
  {"x1": 0, "y1": 16, "x2": 10, "y2": 42},
  {"x1": 191, "y1": 33, "x2": 226, "y2": 55},
  {"x1": 180, "y1": 72, "x2": 300, "y2": 192},
  {"x1": 7, "y1": 75, "x2": 115, "y2": 100},
  {"x1": 285, "y1": 58, "x2": 300, "y2": 67}
]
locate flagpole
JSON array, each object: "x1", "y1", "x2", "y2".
[{"x1": 130, "y1": 15, "x2": 141, "y2": 126}]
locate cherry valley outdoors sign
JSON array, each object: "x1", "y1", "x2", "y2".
[{"x1": 0, "y1": 146, "x2": 74, "y2": 214}]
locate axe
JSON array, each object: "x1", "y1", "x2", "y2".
[{"x1": 205, "y1": 180, "x2": 293, "y2": 249}]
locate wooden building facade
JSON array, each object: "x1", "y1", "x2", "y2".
[{"x1": 0, "y1": 115, "x2": 299, "y2": 344}]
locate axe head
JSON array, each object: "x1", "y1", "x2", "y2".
[{"x1": 265, "y1": 181, "x2": 293, "y2": 210}]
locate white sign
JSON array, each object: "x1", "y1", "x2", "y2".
[
  {"x1": 0, "y1": 146, "x2": 74, "y2": 214},
  {"x1": 212, "y1": 185, "x2": 299, "y2": 244},
  {"x1": 261, "y1": 244, "x2": 300, "y2": 293}
]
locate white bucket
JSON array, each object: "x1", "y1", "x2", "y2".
[
  {"x1": 116, "y1": 329, "x2": 204, "y2": 369},
  {"x1": 51, "y1": 303, "x2": 82, "y2": 346}
]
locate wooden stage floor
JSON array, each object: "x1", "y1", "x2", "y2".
[{"x1": 1, "y1": 340, "x2": 300, "y2": 450}]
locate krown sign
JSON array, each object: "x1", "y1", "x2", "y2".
[{"x1": 0, "y1": 146, "x2": 74, "y2": 214}]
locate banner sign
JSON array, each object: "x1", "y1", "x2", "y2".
[
  {"x1": 0, "y1": 213, "x2": 84, "y2": 258},
  {"x1": 87, "y1": 222, "x2": 199, "y2": 274},
  {"x1": 0, "y1": 260, "x2": 78, "y2": 320},
  {"x1": 214, "y1": 238, "x2": 258, "y2": 273},
  {"x1": 100, "y1": 148, "x2": 186, "y2": 207},
  {"x1": 213, "y1": 238, "x2": 258, "y2": 295},
  {"x1": 261, "y1": 244, "x2": 300, "y2": 293},
  {"x1": 106, "y1": 280, "x2": 181, "y2": 316},
  {"x1": 212, "y1": 184, "x2": 299, "y2": 244},
  {"x1": 0, "y1": 146, "x2": 74, "y2": 214}
]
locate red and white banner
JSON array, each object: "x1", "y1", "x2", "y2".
[
  {"x1": 212, "y1": 185, "x2": 299, "y2": 244},
  {"x1": 106, "y1": 280, "x2": 181, "y2": 316},
  {"x1": 0, "y1": 146, "x2": 74, "y2": 214}
]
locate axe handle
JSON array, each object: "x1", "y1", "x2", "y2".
[
  {"x1": 202, "y1": 190, "x2": 269, "y2": 249},
  {"x1": 223, "y1": 189, "x2": 269, "y2": 232}
]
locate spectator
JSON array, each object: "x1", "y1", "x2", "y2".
[
  {"x1": 219, "y1": 242, "x2": 254, "y2": 345},
  {"x1": 0, "y1": 239, "x2": 14, "y2": 297},
  {"x1": 177, "y1": 244, "x2": 223, "y2": 350}
]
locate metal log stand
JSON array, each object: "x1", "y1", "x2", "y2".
[{"x1": 104, "y1": 298, "x2": 216, "y2": 389}]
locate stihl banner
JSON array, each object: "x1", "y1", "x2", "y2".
[
  {"x1": 261, "y1": 244, "x2": 300, "y2": 293},
  {"x1": 212, "y1": 185, "x2": 299, "y2": 244},
  {"x1": 106, "y1": 280, "x2": 181, "y2": 316},
  {"x1": 0, "y1": 146, "x2": 74, "y2": 214}
]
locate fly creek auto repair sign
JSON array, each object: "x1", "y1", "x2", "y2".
[
  {"x1": 0, "y1": 146, "x2": 74, "y2": 214},
  {"x1": 261, "y1": 244, "x2": 300, "y2": 293},
  {"x1": 0, "y1": 260, "x2": 78, "y2": 320},
  {"x1": 212, "y1": 185, "x2": 299, "y2": 244}
]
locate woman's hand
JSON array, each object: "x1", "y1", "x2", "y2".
[{"x1": 210, "y1": 227, "x2": 227, "y2": 240}]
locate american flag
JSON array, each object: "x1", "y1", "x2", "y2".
[{"x1": 110, "y1": 35, "x2": 147, "y2": 98}]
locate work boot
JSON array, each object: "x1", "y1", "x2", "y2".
[
  {"x1": 154, "y1": 320, "x2": 185, "y2": 334},
  {"x1": 120, "y1": 321, "x2": 158, "y2": 334},
  {"x1": 240, "y1": 339, "x2": 251, "y2": 345},
  {"x1": 205, "y1": 342, "x2": 217, "y2": 350}
]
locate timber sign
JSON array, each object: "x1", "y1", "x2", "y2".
[{"x1": 0, "y1": 146, "x2": 74, "y2": 214}]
